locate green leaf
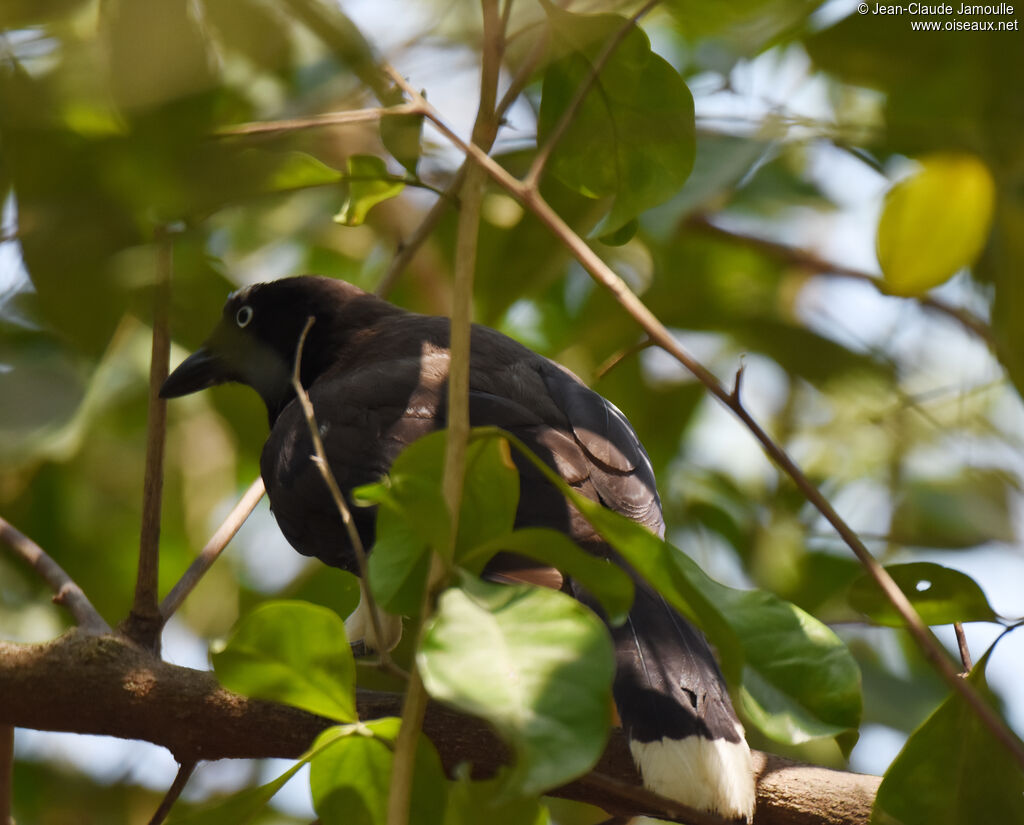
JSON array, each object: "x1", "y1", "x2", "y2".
[
  {"x1": 538, "y1": 5, "x2": 695, "y2": 234},
  {"x1": 334, "y1": 154, "x2": 405, "y2": 226},
  {"x1": 419, "y1": 576, "x2": 615, "y2": 797},
  {"x1": 358, "y1": 431, "x2": 520, "y2": 614},
  {"x1": 381, "y1": 110, "x2": 424, "y2": 175},
  {"x1": 444, "y1": 771, "x2": 551, "y2": 825},
  {"x1": 167, "y1": 726, "x2": 349, "y2": 824},
  {"x1": 212, "y1": 600, "x2": 356, "y2": 722},
  {"x1": 463, "y1": 527, "x2": 635, "y2": 626},
  {"x1": 849, "y1": 563, "x2": 997, "y2": 627},
  {"x1": 310, "y1": 718, "x2": 447, "y2": 825},
  {"x1": 483, "y1": 429, "x2": 862, "y2": 746},
  {"x1": 871, "y1": 652, "x2": 1024, "y2": 825},
  {"x1": 267, "y1": 151, "x2": 343, "y2": 191},
  {"x1": 890, "y1": 469, "x2": 1016, "y2": 549},
  {"x1": 877, "y1": 154, "x2": 995, "y2": 296}
]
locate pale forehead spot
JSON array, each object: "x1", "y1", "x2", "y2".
[{"x1": 228, "y1": 284, "x2": 256, "y2": 303}]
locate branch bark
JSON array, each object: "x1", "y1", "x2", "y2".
[{"x1": 0, "y1": 631, "x2": 878, "y2": 825}]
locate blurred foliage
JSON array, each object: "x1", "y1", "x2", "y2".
[{"x1": 2, "y1": 0, "x2": 1024, "y2": 823}]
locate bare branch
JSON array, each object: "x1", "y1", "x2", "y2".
[
  {"x1": 216, "y1": 103, "x2": 425, "y2": 138},
  {"x1": 685, "y1": 216, "x2": 993, "y2": 347},
  {"x1": 159, "y1": 477, "x2": 266, "y2": 621},
  {"x1": 0, "y1": 631, "x2": 879, "y2": 824},
  {"x1": 147, "y1": 760, "x2": 197, "y2": 825},
  {"x1": 593, "y1": 337, "x2": 654, "y2": 380},
  {"x1": 376, "y1": 27, "x2": 547, "y2": 299},
  {"x1": 0, "y1": 516, "x2": 111, "y2": 634},
  {"x1": 127, "y1": 230, "x2": 173, "y2": 650}
]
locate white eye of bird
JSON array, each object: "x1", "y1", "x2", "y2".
[{"x1": 236, "y1": 305, "x2": 254, "y2": 328}]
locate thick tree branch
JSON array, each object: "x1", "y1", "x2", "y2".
[{"x1": 0, "y1": 631, "x2": 878, "y2": 825}]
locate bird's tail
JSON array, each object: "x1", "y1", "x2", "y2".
[{"x1": 607, "y1": 584, "x2": 755, "y2": 822}]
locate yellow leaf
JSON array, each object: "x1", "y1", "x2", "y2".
[{"x1": 877, "y1": 153, "x2": 995, "y2": 296}]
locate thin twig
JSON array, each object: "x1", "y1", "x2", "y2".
[
  {"x1": 159, "y1": 477, "x2": 266, "y2": 620},
  {"x1": 0, "y1": 516, "x2": 111, "y2": 635},
  {"x1": 593, "y1": 337, "x2": 654, "y2": 380},
  {"x1": 954, "y1": 622, "x2": 973, "y2": 674},
  {"x1": 523, "y1": 0, "x2": 661, "y2": 191},
  {"x1": 375, "y1": 166, "x2": 466, "y2": 299},
  {"x1": 216, "y1": 103, "x2": 425, "y2": 138},
  {"x1": 383, "y1": 67, "x2": 1024, "y2": 772},
  {"x1": 686, "y1": 215, "x2": 994, "y2": 347},
  {"x1": 146, "y1": 759, "x2": 197, "y2": 825},
  {"x1": 376, "y1": 29, "x2": 547, "y2": 299},
  {"x1": 387, "y1": 6, "x2": 503, "y2": 824},
  {"x1": 731, "y1": 357, "x2": 746, "y2": 403},
  {"x1": 290, "y1": 318, "x2": 392, "y2": 669},
  {"x1": 127, "y1": 230, "x2": 173, "y2": 649}
]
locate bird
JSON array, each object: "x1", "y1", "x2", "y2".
[{"x1": 160, "y1": 275, "x2": 755, "y2": 821}]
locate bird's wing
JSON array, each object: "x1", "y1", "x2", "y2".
[{"x1": 260, "y1": 354, "x2": 439, "y2": 572}]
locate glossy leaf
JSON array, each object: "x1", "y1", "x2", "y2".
[
  {"x1": 419, "y1": 576, "x2": 615, "y2": 797},
  {"x1": 463, "y1": 527, "x2": 635, "y2": 626},
  {"x1": 212, "y1": 600, "x2": 356, "y2": 722},
  {"x1": 310, "y1": 718, "x2": 447, "y2": 825},
  {"x1": 359, "y1": 430, "x2": 520, "y2": 613},
  {"x1": 334, "y1": 154, "x2": 405, "y2": 226},
  {"x1": 877, "y1": 154, "x2": 995, "y2": 296},
  {"x1": 538, "y1": 4, "x2": 695, "y2": 234},
  {"x1": 871, "y1": 653, "x2": 1024, "y2": 825},
  {"x1": 486, "y1": 430, "x2": 862, "y2": 746},
  {"x1": 267, "y1": 151, "x2": 343, "y2": 191},
  {"x1": 849, "y1": 563, "x2": 996, "y2": 627}
]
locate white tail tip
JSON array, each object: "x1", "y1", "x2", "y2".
[{"x1": 630, "y1": 732, "x2": 755, "y2": 822}]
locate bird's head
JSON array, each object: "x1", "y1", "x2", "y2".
[{"x1": 160, "y1": 276, "x2": 393, "y2": 423}]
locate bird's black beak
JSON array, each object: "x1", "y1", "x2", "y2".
[{"x1": 160, "y1": 346, "x2": 231, "y2": 398}]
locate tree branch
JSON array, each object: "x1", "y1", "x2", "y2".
[
  {"x1": 216, "y1": 103, "x2": 426, "y2": 138},
  {"x1": 379, "y1": 70, "x2": 1024, "y2": 772},
  {"x1": 159, "y1": 477, "x2": 266, "y2": 621},
  {"x1": 0, "y1": 516, "x2": 111, "y2": 635},
  {"x1": 684, "y1": 215, "x2": 993, "y2": 347},
  {"x1": 0, "y1": 631, "x2": 879, "y2": 825},
  {"x1": 126, "y1": 230, "x2": 173, "y2": 650}
]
